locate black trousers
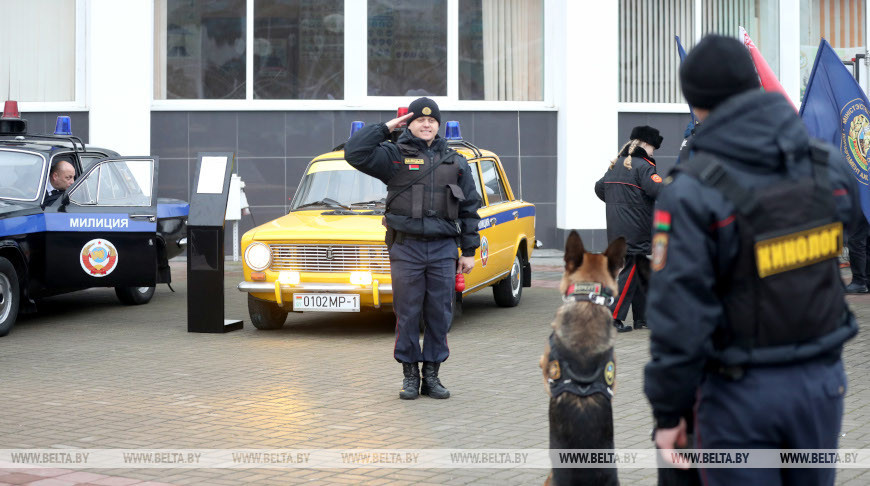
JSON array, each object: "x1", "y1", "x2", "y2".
[
  {"x1": 389, "y1": 237, "x2": 456, "y2": 364},
  {"x1": 847, "y1": 216, "x2": 870, "y2": 285},
  {"x1": 609, "y1": 254, "x2": 649, "y2": 322}
]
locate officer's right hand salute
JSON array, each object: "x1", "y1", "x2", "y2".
[{"x1": 385, "y1": 112, "x2": 414, "y2": 132}]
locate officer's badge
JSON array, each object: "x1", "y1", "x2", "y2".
[
  {"x1": 80, "y1": 239, "x2": 119, "y2": 277},
  {"x1": 604, "y1": 361, "x2": 615, "y2": 386},
  {"x1": 651, "y1": 233, "x2": 668, "y2": 272},
  {"x1": 548, "y1": 360, "x2": 561, "y2": 380},
  {"x1": 422, "y1": 106, "x2": 432, "y2": 115}
]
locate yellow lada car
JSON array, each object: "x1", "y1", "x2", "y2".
[{"x1": 237, "y1": 121, "x2": 538, "y2": 330}]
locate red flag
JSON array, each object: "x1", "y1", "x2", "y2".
[{"x1": 739, "y1": 26, "x2": 797, "y2": 112}]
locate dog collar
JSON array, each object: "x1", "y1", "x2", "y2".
[{"x1": 563, "y1": 282, "x2": 615, "y2": 307}]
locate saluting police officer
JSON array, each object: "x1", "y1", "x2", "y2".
[
  {"x1": 345, "y1": 97, "x2": 482, "y2": 400},
  {"x1": 645, "y1": 35, "x2": 859, "y2": 486}
]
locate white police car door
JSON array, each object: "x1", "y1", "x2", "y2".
[{"x1": 44, "y1": 157, "x2": 159, "y2": 288}]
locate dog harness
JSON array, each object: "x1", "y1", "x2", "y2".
[
  {"x1": 563, "y1": 281, "x2": 615, "y2": 306},
  {"x1": 547, "y1": 333, "x2": 615, "y2": 401}
]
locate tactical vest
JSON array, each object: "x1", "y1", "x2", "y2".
[
  {"x1": 678, "y1": 142, "x2": 848, "y2": 365},
  {"x1": 386, "y1": 142, "x2": 465, "y2": 221},
  {"x1": 547, "y1": 333, "x2": 615, "y2": 400}
]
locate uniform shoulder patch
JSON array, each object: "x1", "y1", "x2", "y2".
[
  {"x1": 651, "y1": 174, "x2": 663, "y2": 183},
  {"x1": 651, "y1": 233, "x2": 668, "y2": 272},
  {"x1": 653, "y1": 209, "x2": 671, "y2": 232}
]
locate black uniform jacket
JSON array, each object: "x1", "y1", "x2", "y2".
[
  {"x1": 643, "y1": 91, "x2": 861, "y2": 429},
  {"x1": 344, "y1": 123, "x2": 482, "y2": 256},
  {"x1": 595, "y1": 146, "x2": 662, "y2": 254}
]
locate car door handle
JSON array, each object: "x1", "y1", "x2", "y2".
[{"x1": 130, "y1": 214, "x2": 156, "y2": 222}]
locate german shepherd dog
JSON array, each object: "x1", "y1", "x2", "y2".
[{"x1": 541, "y1": 231, "x2": 626, "y2": 486}]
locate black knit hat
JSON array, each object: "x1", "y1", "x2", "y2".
[
  {"x1": 630, "y1": 126, "x2": 663, "y2": 149},
  {"x1": 407, "y1": 97, "x2": 441, "y2": 125},
  {"x1": 680, "y1": 34, "x2": 760, "y2": 109}
]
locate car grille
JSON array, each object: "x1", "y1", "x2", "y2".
[{"x1": 269, "y1": 244, "x2": 391, "y2": 273}]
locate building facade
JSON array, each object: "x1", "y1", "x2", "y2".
[{"x1": 3, "y1": 0, "x2": 865, "y2": 251}]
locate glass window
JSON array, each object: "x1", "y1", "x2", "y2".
[
  {"x1": 0, "y1": 151, "x2": 46, "y2": 201},
  {"x1": 367, "y1": 0, "x2": 447, "y2": 96},
  {"x1": 800, "y1": 0, "x2": 865, "y2": 101},
  {"x1": 469, "y1": 162, "x2": 484, "y2": 206},
  {"x1": 292, "y1": 167, "x2": 386, "y2": 210},
  {"x1": 0, "y1": 0, "x2": 76, "y2": 102},
  {"x1": 155, "y1": 0, "x2": 247, "y2": 99},
  {"x1": 479, "y1": 159, "x2": 507, "y2": 205},
  {"x1": 458, "y1": 0, "x2": 544, "y2": 101},
  {"x1": 71, "y1": 160, "x2": 153, "y2": 206},
  {"x1": 701, "y1": 0, "x2": 780, "y2": 77},
  {"x1": 254, "y1": 0, "x2": 344, "y2": 99}
]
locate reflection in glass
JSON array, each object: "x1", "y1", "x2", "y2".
[
  {"x1": 161, "y1": 0, "x2": 246, "y2": 99},
  {"x1": 458, "y1": 0, "x2": 544, "y2": 101},
  {"x1": 292, "y1": 166, "x2": 386, "y2": 210},
  {"x1": 367, "y1": 0, "x2": 447, "y2": 96},
  {"x1": 0, "y1": 151, "x2": 45, "y2": 201},
  {"x1": 800, "y1": 0, "x2": 865, "y2": 100},
  {"x1": 254, "y1": 0, "x2": 344, "y2": 99}
]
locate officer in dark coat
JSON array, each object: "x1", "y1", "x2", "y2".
[
  {"x1": 645, "y1": 35, "x2": 859, "y2": 486},
  {"x1": 345, "y1": 97, "x2": 482, "y2": 400},
  {"x1": 595, "y1": 126, "x2": 663, "y2": 332}
]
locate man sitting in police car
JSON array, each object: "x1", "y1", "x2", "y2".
[{"x1": 45, "y1": 159, "x2": 75, "y2": 205}]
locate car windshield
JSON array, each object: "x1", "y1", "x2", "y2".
[
  {"x1": 291, "y1": 163, "x2": 386, "y2": 211},
  {"x1": 0, "y1": 150, "x2": 45, "y2": 201}
]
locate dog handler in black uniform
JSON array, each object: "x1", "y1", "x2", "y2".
[
  {"x1": 645, "y1": 35, "x2": 859, "y2": 486},
  {"x1": 595, "y1": 126, "x2": 664, "y2": 332},
  {"x1": 345, "y1": 97, "x2": 481, "y2": 400}
]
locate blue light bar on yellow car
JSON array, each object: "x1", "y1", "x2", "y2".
[
  {"x1": 54, "y1": 116, "x2": 72, "y2": 135},
  {"x1": 445, "y1": 121, "x2": 462, "y2": 140},
  {"x1": 349, "y1": 121, "x2": 364, "y2": 138}
]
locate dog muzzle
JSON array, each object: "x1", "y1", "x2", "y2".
[{"x1": 563, "y1": 282, "x2": 615, "y2": 307}]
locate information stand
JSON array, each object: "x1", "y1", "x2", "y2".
[{"x1": 187, "y1": 152, "x2": 243, "y2": 333}]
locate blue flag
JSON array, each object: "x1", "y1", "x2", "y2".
[
  {"x1": 800, "y1": 38, "x2": 870, "y2": 222},
  {"x1": 675, "y1": 35, "x2": 697, "y2": 127}
]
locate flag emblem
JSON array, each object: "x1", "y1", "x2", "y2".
[{"x1": 847, "y1": 111, "x2": 870, "y2": 172}]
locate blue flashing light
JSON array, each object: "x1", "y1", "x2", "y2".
[
  {"x1": 54, "y1": 116, "x2": 72, "y2": 136},
  {"x1": 349, "y1": 121, "x2": 365, "y2": 138},
  {"x1": 445, "y1": 121, "x2": 462, "y2": 140}
]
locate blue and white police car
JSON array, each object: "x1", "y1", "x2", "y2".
[{"x1": 0, "y1": 101, "x2": 188, "y2": 336}]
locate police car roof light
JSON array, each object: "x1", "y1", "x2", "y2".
[
  {"x1": 445, "y1": 121, "x2": 462, "y2": 140},
  {"x1": 349, "y1": 121, "x2": 365, "y2": 138},
  {"x1": 396, "y1": 107, "x2": 409, "y2": 127},
  {"x1": 54, "y1": 116, "x2": 72, "y2": 136},
  {"x1": 2, "y1": 100, "x2": 20, "y2": 119}
]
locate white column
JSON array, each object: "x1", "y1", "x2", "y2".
[
  {"x1": 779, "y1": 0, "x2": 801, "y2": 106},
  {"x1": 553, "y1": 1, "x2": 617, "y2": 230},
  {"x1": 87, "y1": 0, "x2": 152, "y2": 155}
]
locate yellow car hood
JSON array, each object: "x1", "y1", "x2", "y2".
[{"x1": 249, "y1": 210, "x2": 386, "y2": 242}]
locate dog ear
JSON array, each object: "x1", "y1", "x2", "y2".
[
  {"x1": 603, "y1": 237, "x2": 626, "y2": 278},
  {"x1": 564, "y1": 230, "x2": 585, "y2": 271}
]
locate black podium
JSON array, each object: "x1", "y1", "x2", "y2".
[{"x1": 187, "y1": 152, "x2": 243, "y2": 333}]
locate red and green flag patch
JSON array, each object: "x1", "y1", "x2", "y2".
[{"x1": 654, "y1": 209, "x2": 671, "y2": 232}]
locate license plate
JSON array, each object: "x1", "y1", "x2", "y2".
[{"x1": 293, "y1": 293, "x2": 360, "y2": 312}]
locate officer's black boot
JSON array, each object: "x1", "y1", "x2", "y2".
[
  {"x1": 614, "y1": 319, "x2": 633, "y2": 333},
  {"x1": 421, "y1": 362, "x2": 450, "y2": 399},
  {"x1": 845, "y1": 281, "x2": 869, "y2": 294},
  {"x1": 633, "y1": 320, "x2": 648, "y2": 330},
  {"x1": 399, "y1": 362, "x2": 420, "y2": 400}
]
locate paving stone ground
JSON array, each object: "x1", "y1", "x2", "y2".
[{"x1": 0, "y1": 253, "x2": 868, "y2": 485}]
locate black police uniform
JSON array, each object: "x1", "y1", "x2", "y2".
[
  {"x1": 845, "y1": 217, "x2": 870, "y2": 292},
  {"x1": 594, "y1": 145, "x2": 662, "y2": 329},
  {"x1": 644, "y1": 91, "x2": 859, "y2": 486},
  {"x1": 344, "y1": 115, "x2": 481, "y2": 398}
]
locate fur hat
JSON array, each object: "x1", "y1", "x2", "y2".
[
  {"x1": 407, "y1": 97, "x2": 441, "y2": 125},
  {"x1": 680, "y1": 34, "x2": 760, "y2": 109},
  {"x1": 629, "y1": 126, "x2": 663, "y2": 149}
]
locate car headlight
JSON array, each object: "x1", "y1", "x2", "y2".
[{"x1": 245, "y1": 242, "x2": 271, "y2": 271}]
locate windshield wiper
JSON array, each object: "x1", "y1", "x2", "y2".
[
  {"x1": 295, "y1": 197, "x2": 352, "y2": 210},
  {"x1": 349, "y1": 198, "x2": 386, "y2": 206}
]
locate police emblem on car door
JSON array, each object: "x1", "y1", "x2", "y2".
[{"x1": 44, "y1": 157, "x2": 159, "y2": 288}]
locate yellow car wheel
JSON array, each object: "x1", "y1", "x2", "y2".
[
  {"x1": 248, "y1": 295, "x2": 288, "y2": 330},
  {"x1": 493, "y1": 254, "x2": 523, "y2": 307}
]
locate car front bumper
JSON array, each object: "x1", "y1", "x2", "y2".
[{"x1": 238, "y1": 281, "x2": 393, "y2": 308}]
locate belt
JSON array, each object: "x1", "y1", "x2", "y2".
[{"x1": 398, "y1": 232, "x2": 444, "y2": 242}]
